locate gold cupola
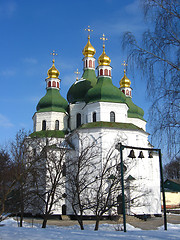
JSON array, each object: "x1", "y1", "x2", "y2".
[
  {"x1": 120, "y1": 69, "x2": 131, "y2": 88},
  {"x1": 98, "y1": 44, "x2": 111, "y2": 66},
  {"x1": 82, "y1": 35, "x2": 96, "y2": 57},
  {"x1": 47, "y1": 59, "x2": 60, "y2": 79},
  {"x1": 98, "y1": 34, "x2": 111, "y2": 66}
]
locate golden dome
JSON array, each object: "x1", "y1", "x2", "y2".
[
  {"x1": 120, "y1": 70, "x2": 131, "y2": 88},
  {"x1": 47, "y1": 59, "x2": 60, "y2": 78},
  {"x1": 98, "y1": 45, "x2": 111, "y2": 66},
  {"x1": 82, "y1": 36, "x2": 96, "y2": 57}
]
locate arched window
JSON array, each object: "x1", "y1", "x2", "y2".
[
  {"x1": 104, "y1": 69, "x2": 108, "y2": 76},
  {"x1": 109, "y1": 70, "x2": 111, "y2": 76},
  {"x1": 93, "y1": 61, "x2": 95, "y2": 68},
  {"x1": 85, "y1": 60, "x2": 87, "y2": 68},
  {"x1": 122, "y1": 89, "x2": 125, "y2": 94},
  {"x1": 57, "y1": 82, "x2": 59, "y2": 88},
  {"x1": 100, "y1": 69, "x2": 103, "y2": 76},
  {"x1": 89, "y1": 60, "x2": 92, "y2": 68},
  {"x1": 52, "y1": 81, "x2": 56, "y2": 87},
  {"x1": 93, "y1": 112, "x2": 96, "y2": 122},
  {"x1": 76, "y1": 113, "x2": 81, "y2": 128},
  {"x1": 110, "y1": 111, "x2": 115, "y2": 122},
  {"x1": 48, "y1": 81, "x2": 51, "y2": 87},
  {"x1": 55, "y1": 120, "x2": 59, "y2": 130},
  {"x1": 126, "y1": 89, "x2": 129, "y2": 96},
  {"x1": 42, "y1": 120, "x2": 46, "y2": 131}
]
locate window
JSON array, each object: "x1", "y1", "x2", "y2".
[
  {"x1": 76, "y1": 113, "x2": 81, "y2": 128},
  {"x1": 55, "y1": 120, "x2": 59, "y2": 130},
  {"x1": 85, "y1": 60, "x2": 87, "y2": 68},
  {"x1": 57, "y1": 82, "x2": 59, "y2": 88},
  {"x1": 89, "y1": 60, "x2": 92, "y2": 68},
  {"x1": 100, "y1": 69, "x2": 103, "y2": 76},
  {"x1": 109, "y1": 70, "x2": 111, "y2": 76},
  {"x1": 52, "y1": 81, "x2": 56, "y2": 87},
  {"x1": 48, "y1": 81, "x2": 51, "y2": 87},
  {"x1": 110, "y1": 111, "x2": 115, "y2": 122},
  {"x1": 42, "y1": 120, "x2": 46, "y2": 131},
  {"x1": 93, "y1": 112, "x2": 96, "y2": 122},
  {"x1": 104, "y1": 69, "x2": 108, "y2": 75}
]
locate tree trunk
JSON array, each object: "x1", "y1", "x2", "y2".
[
  {"x1": 20, "y1": 215, "x2": 23, "y2": 227},
  {"x1": 73, "y1": 207, "x2": 84, "y2": 230},
  {"x1": 42, "y1": 217, "x2": 48, "y2": 228},
  {"x1": 19, "y1": 188, "x2": 24, "y2": 227},
  {"x1": 77, "y1": 218, "x2": 84, "y2": 230},
  {"x1": 94, "y1": 217, "x2": 100, "y2": 231}
]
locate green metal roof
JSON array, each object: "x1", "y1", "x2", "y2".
[
  {"x1": 67, "y1": 69, "x2": 97, "y2": 103},
  {"x1": 85, "y1": 76, "x2": 127, "y2": 104},
  {"x1": 164, "y1": 179, "x2": 180, "y2": 192},
  {"x1": 80, "y1": 121, "x2": 145, "y2": 132},
  {"x1": 30, "y1": 130, "x2": 66, "y2": 138},
  {"x1": 126, "y1": 97, "x2": 145, "y2": 121},
  {"x1": 36, "y1": 88, "x2": 68, "y2": 113}
]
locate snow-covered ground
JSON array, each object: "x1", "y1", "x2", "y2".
[{"x1": 0, "y1": 218, "x2": 180, "y2": 240}]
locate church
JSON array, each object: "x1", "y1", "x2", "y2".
[{"x1": 28, "y1": 27, "x2": 162, "y2": 218}]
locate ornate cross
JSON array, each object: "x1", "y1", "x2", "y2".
[
  {"x1": 100, "y1": 33, "x2": 108, "y2": 47},
  {"x1": 50, "y1": 50, "x2": 58, "y2": 62},
  {"x1": 74, "y1": 68, "x2": 80, "y2": 81},
  {"x1": 121, "y1": 60, "x2": 128, "y2": 73},
  {"x1": 85, "y1": 26, "x2": 93, "y2": 39}
]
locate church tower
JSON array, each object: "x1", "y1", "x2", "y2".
[
  {"x1": 32, "y1": 51, "x2": 68, "y2": 135},
  {"x1": 67, "y1": 26, "x2": 97, "y2": 130}
]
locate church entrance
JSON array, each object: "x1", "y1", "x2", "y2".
[
  {"x1": 62, "y1": 204, "x2": 66, "y2": 215},
  {"x1": 117, "y1": 194, "x2": 127, "y2": 214}
]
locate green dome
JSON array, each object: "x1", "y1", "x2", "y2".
[
  {"x1": 85, "y1": 76, "x2": 126, "y2": 104},
  {"x1": 67, "y1": 69, "x2": 97, "y2": 103},
  {"x1": 126, "y1": 97, "x2": 145, "y2": 121},
  {"x1": 37, "y1": 88, "x2": 68, "y2": 113}
]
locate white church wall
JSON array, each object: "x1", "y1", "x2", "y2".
[
  {"x1": 33, "y1": 111, "x2": 68, "y2": 132},
  {"x1": 69, "y1": 102, "x2": 86, "y2": 130},
  {"x1": 84, "y1": 102, "x2": 128, "y2": 123},
  {"x1": 127, "y1": 117, "x2": 146, "y2": 131},
  {"x1": 75, "y1": 128, "x2": 161, "y2": 215}
]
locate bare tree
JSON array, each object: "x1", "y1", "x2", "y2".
[
  {"x1": 10, "y1": 129, "x2": 33, "y2": 227},
  {"x1": 90, "y1": 147, "x2": 121, "y2": 231},
  {"x1": 66, "y1": 133, "x2": 154, "y2": 231},
  {"x1": 28, "y1": 136, "x2": 68, "y2": 228},
  {"x1": 0, "y1": 148, "x2": 15, "y2": 216},
  {"x1": 122, "y1": 0, "x2": 180, "y2": 160},
  {"x1": 164, "y1": 157, "x2": 180, "y2": 179},
  {"x1": 66, "y1": 133, "x2": 101, "y2": 230}
]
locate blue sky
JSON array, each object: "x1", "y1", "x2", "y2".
[{"x1": 0, "y1": 0, "x2": 150, "y2": 145}]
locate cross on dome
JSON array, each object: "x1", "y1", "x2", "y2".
[
  {"x1": 85, "y1": 26, "x2": 93, "y2": 39},
  {"x1": 121, "y1": 60, "x2": 128, "y2": 73},
  {"x1": 50, "y1": 50, "x2": 58, "y2": 63},
  {"x1": 74, "y1": 68, "x2": 80, "y2": 81},
  {"x1": 47, "y1": 50, "x2": 60, "y2": 78},
  {"x1": 100, "y1": 33, "x2": 108, "y2": 48}
]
